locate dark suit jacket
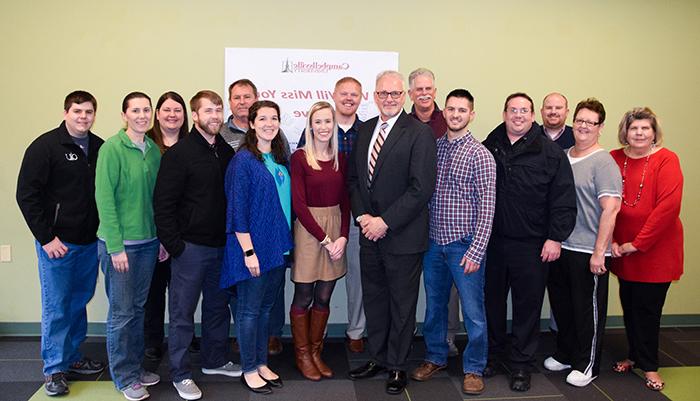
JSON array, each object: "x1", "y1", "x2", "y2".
[{"x1": 348, "y1": 110, "x2": 437, "y2": 254}]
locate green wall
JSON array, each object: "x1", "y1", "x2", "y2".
[{"x1": 1, "y1": 0, "x2": 699, "y2": 327}]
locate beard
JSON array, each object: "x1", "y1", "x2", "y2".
[{"x1": 197, "y1": 119, "x2": 222, "y2": 136}]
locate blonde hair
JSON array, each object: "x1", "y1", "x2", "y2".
[
  {"x1": 617, "y1": 107, "x2": 664, "y2": 146},
  {"x1": 303, "y1": 101, "x2": 339, "y2": 171}
]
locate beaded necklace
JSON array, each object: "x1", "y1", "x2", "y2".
[{"x1": 621, "y1": 147, "x2": 652, "y2": 207}]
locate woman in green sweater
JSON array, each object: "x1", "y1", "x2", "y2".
[{"x1": 95, "y1": 92, "x2": 162, "y2": 401}]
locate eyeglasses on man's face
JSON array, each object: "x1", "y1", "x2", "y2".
[{"x1": 375, "y1": 91, "x2": 404, "y2": 100}]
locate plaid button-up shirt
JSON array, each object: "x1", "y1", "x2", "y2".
[{"x1": 429, "y1": 132, "x2": 497, "y2": 263}]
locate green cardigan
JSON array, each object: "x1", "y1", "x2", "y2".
[{"x1": 95, "y1": 129, "x2": 161, "y2": 254}]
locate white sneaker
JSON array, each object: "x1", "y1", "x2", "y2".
[
  {"x1": 201, "y1": 361, "x2": 242, "y2": 377},
  {"x1": 122, "y1": 383, "x2": 149, "y2": 401},
  {"x1": 173, "y1": 379, "x2": 202, "y2": 400},
  {"x1": 139, "y1": 371, "x2": 160, "y2": 386},
  {"x1": 566, "y1": 369, "x2": 597, "y2": 387},
  {"x1": 543, "y1": 356, "x2": 572, "y2": 371}
]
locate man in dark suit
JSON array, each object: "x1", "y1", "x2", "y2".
[{"x1": 347, "y1": 70, "x2": 437, "y2": 395}]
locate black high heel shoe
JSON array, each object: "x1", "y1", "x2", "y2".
[{"x1": 240, "y1": 375, "x2": 273, "y2": 394}]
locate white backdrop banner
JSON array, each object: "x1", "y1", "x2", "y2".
[{"x1": 224, "y1": 48, "x2": 399, "y2": 148}]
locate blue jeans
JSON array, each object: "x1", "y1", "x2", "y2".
[
  {"x1": 235, "y1": 266, "x2": 286, "y2": 373},
  {"x1": 99, "y1": 240, "x2": 158, "y2": 390},
  {"x1": 229, "y1": 259, "x2": 288, "y2": 338},
  {"x1": 36, "y1": 240, "x2": 98, "y2": 375},
  {"x1": 422, "y1": 238, "x2": 487, "y2": 375}
]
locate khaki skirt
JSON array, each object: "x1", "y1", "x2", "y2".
[{"x1": 292, "y1": 205, "x2": 347, "y2": 283}]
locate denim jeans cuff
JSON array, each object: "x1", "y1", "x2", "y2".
[
  {"x1": 464, "y1": 370, "x2": 483, "y2": 376},
  {"x1": 426, "y1": 358, "x2": 447, "y2": 368}
]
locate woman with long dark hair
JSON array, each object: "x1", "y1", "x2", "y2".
[
  {"x1": 221, "y1": 100, "x2": 293, "y2": 395},
  {"x1": 143, "y1": 91, "x2": 190, "y2": 361}
]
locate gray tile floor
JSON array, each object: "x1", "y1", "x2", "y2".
[{"x1": 2, "y1": 328, "x2": 698, "y2": 401}]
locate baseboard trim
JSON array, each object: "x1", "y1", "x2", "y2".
[{"x1": 2, "y1": 314, "x2": 699, "y2": 337}]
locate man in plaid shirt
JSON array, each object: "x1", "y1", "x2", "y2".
[{"x1": 411, "y1": 89, "x2": 496, "y2": 395}]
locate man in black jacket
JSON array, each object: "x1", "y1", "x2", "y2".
[
  {"x1": 153, "y1": 90, "x2": 238, "y2": 400},
  {"x1": 16, "y1": 91, "x2": 106, "y2": 396},
  {"x1": 481, "y1": 93, "x2": 576, "y2": 392}
]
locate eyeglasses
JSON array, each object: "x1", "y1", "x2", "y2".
[
  {"x1": 508, "y1": 107, "x2": 531, "y2": 114},
  {"x1": 573, "y1": 119, "x2": 600, "y2": 127},
  {"x1": 375, "y1": 91, "x2": 404, "y2": 100}
]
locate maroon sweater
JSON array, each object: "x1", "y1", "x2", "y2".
[{"x1": 291, "y1": 150, "x2": 350, "y2": 241}]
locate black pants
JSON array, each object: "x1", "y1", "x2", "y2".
[
  {"x1": 360, "y1": 243, "x2": 423, "y2": 370},
  {"x1": 618, "y1": 278, "x2": 670, "y2": 372},
  {"x1": 548, "y1": 249, "x2": 609, "y2": 376},
  {"x1": 485, "y1": 237, "x2": 548, "y2": 371},
  {"x1": 144, "y1": 257, "x2": 171, "y2": 349}
]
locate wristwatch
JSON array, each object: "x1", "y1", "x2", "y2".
[
  {"x1": 244, "y1": 248, "x2": 255, "y2": 257},
  {"x1": 356, "y1": 215, "x2": 364, "y2": 223},
  {"x1": 320, "y1": 235, "x2": 332, "y2": 246}
]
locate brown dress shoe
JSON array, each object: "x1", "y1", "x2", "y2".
[
  {"x1": 462, "y1": 373, "x2": 485, "y2": 395},
  {"x1": 268, "y1": 336, "x2": 283, "y2": 356},
  {"x1": 410, "y1": 361, "x2": 446, "y2": 381},
  {"x1": 346, "y1": 336, "x2": 364, "y2": 353}
]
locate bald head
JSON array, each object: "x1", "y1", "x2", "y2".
[{"x1": 541, "y1": 92, "x2": 569, "y2": 131}]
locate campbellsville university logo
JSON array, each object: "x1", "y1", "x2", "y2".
[{"x1": 281, "y1": 58, "x2": 350, "y2": 73}]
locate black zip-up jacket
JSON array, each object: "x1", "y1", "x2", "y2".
[
  {"x1": 482, "y1": 122, "x2": 576, "y2": 242},
  {"x1": 153, "y1": 127, "x2": 235, "y2": 257},
  {"x1": 16, "y1": 121, "x2": 104, "y2": 245}
]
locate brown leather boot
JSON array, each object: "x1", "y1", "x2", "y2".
[
  {"x1": 290, "y1": 310, "x2": 321, "y2": 381},
  {"x1": 310, "y1": 308, "x2": 333, "y2": 378}
]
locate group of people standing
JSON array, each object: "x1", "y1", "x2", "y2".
[{"x1": 16, "y1": 67, "x2": 683, "y2": 400}]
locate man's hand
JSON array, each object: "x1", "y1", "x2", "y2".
[
  {"x1": 460, "y1": 256, "x2": 481, "y2": 274},
  {"x1": 361, "y1": 216, "x2": 388, "y2": 242},
  {"x1": 540, "y1": 239, "x2": 561, "y2": 262},
  {"x1": 42, "y1": 237, "x2": 68, "y2": 259},
  {"x1": 111, "y1": 251, "x2": 129, "y2": 273}
]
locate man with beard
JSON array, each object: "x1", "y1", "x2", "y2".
[
  {"x1": 541, "y1": 92, "x2": 574, "y2": 149},
  {"x1": 347, "y1": 70, "x2": 436, "y2": 395},
  {"x1": 408, "y1": 68, "x2": 447, "y2": 140},
  {"x1": 154, "y1": 90, "x2": 239, "y2": 400},
  {"x1": 482, "y1": 93, "x2": 576, "y2": 392},
  {"x1": 411, "y1": 89, "x2": 495, "y2": 395}
]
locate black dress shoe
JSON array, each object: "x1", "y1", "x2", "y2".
[
  {"x1": 386, "y1": 370, "x2": 407, "y2": 395},
  {"x1": 144, "y1": 347, "x2": 162, "y2": 361},
  {"x1": 240, "y1": 375, "x2": 273, "y2": 395},
  {"x1": 482, "y1": 360, "x2": 500, "y2": 377},
  {"x1": 262, "y1": 376, "x2": 283, "y2": 388},
  {"x1": 348, "y1": 361, "x2": 386, "y2": 380},
  {"x1": 510, "y1": 369, "x2": 531, "y2": 392}
]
